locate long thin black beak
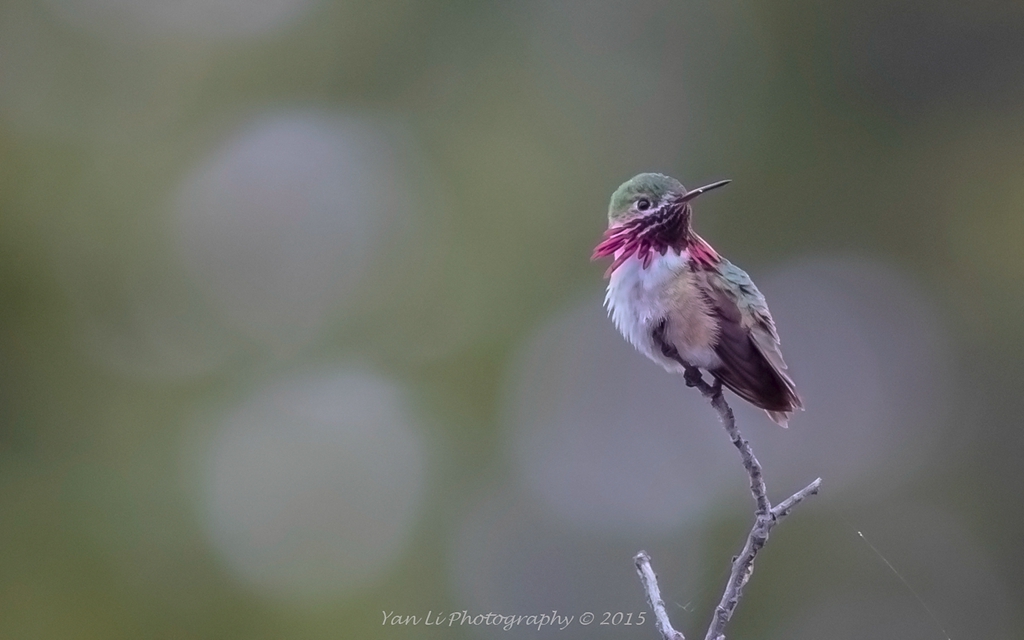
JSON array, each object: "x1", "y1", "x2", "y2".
[{"x1": 679, "y1": 179, "x2": 731, "y2": 203}]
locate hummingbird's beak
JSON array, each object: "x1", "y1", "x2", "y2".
[{"x1": 679, "y1": 179, "x2": 731, "y2": 203}]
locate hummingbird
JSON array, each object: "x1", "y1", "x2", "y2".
[{"x1": 591, "y1": 173, "x2": 802, "y2": 427}]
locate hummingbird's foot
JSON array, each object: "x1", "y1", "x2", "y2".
[{"x1": 683, "y1": 366, "x2": 704, "y2": 388}]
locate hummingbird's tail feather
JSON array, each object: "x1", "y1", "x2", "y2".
[
  {"x1": 766, "y1": 410, "x2": 791, "y2": 429},
  {"x1": 711, "y1": 362, "x2": 801, "y2": 428}
]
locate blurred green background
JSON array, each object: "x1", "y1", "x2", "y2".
[{"x1": 1, "y1": 0, "x2": 1023, "y2": 638}]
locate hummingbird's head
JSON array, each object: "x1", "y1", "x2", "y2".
[
  {"x1": 606, "y1": 173, "x2": 684, "y2": 225},
  {"x1": 592, "y1": 173, "x2": 730, "y2": 276}
]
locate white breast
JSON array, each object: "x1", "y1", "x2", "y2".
[{"x1": 604, "y1": 249, "x2": 720, "y2": 371}]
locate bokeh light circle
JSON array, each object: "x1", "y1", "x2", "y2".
[
  {"x1": 176, "y1": 109, "x2": 411, "y2": 352},
  {"x1": 201, "y1": 367, "x2": 426, "y2": 602},
  {"x1": 729, "y1": 254, "x2": 953, "y2": 494},
  {"x1": 504, "y1": 295, "x2": 738, "y2": 535}
]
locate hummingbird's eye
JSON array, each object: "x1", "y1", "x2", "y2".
[{"x1": 636, "y1": 198, "x2": 652, "y2": 211}]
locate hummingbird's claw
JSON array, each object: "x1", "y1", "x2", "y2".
[{"x1": 683, "y1": 367, "x2": 704, "y2": 388}]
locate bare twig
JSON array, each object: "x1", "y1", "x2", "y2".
[
  {"x1": 635, "y1": 367, "x2": 822, "y2": 640},
  {"x1": 635, "y1": 551, "x2": 686, "y2": 640},
  {"x1": 772, "y1": 478, "x2": 822, "y2": 519}
]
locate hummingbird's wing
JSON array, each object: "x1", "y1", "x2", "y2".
[{"x1": 699, "y1": 261, "x2": 802, "y2": 425}]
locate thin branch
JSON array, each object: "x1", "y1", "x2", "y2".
[
  {"x1": 772, "y1": 478, "x2": 822, "y2": 519},
  {"x1": 635, "y1": 551, "x2": 686, "y2": 640},
  {"x1": 635, "y1": 366, "x2": 822, "y2": 640}
]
